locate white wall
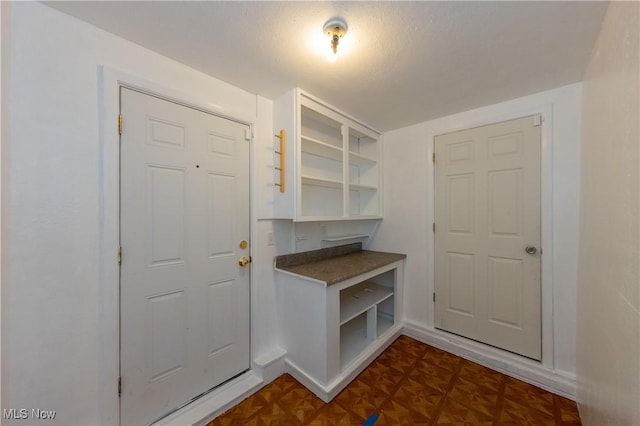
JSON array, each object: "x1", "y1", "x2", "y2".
[
  {"x1": 370, "y1": 83, "x2": 582, "y2": 380},
  {"x1": 0, "y1": 1, "x2": 8, "y2": 413},
  {"x1": 1, "y1": 2, "x2": 280, "y2": 425},
  {"x1": 5, "y1": 1, "x2": 635, "y2": 424},
  {"x1": 577, "y1": 2, "x2": 640, "y2": 424}
]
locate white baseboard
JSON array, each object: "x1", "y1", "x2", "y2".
[
  {"x1": 158, "y1": 348, "x2": 288, "y2": 426},
  {"x1": 403, "y1": 321, "x2": 577, "y2": 400},
  {"x1": 253, "y1": 347, "x2": 287, "y2": 383},
  {"x1": 156, "y1": 371, "x2": 263, "y2": 426},
  {"x1": 285, "y1": 326, "x2": 403, "y2": 402}
]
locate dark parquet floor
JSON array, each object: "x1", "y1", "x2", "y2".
[{"x1": 208, "y1": 335, "x2": 581, "y2": 425}]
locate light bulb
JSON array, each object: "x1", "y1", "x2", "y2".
[{"x1": 322, "y1": 18, "x2": 348, "y2": 63}]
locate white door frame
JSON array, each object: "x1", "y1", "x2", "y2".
[
  {"x1": 98, "y1": 66, "x2": 255, "y2": 425},
  {"x1": 428, "y1": 104, "x2": 554, "y2": 369}
]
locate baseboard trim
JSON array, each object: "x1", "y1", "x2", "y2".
[
  {"x1": 285, "y1": 326, "x2": 403, "y2": 402},
  {"x1": 156, "y1": 371, "x2": 263, "y2": 426},
  {"x1": 253, "y1": 347, "x2": 287, "y2": 383},
  {"x1": 403, "y1": 321, "x2": 577, "y2": 400}
]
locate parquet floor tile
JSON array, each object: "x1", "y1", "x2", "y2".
[{"x1": 209, "y1": 336, "x2": 581, "y2": 425}]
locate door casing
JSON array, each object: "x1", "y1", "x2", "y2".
[
  {"x1": 98, "y1": 67, "x2": 255, "y2": 425},
  {"x1": 433, "y1": 115, "x2": 542, "y2": 359},
  {"x1": 427, "y1": 105, "x2": 554, "y2": 368}
]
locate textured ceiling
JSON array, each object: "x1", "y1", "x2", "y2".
[{"x1": 46, "y1": 1, "x2": 608, "y2": 131}]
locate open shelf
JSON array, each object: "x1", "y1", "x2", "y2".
[
  {"x1": 302, "y1": 136, "x2": 344, "y2": 161},
  {"x1": 302, "y1": 104, "x2": 343, "y2": 132},
  {"x1": 340, "y1": 282, "x2": 393, "y2": 325},
  {"x1": 349, "y1": 183, "x2": 378, "y2": 191},
  {"x1": 350, "y1": 188, "x2": 379, "y2": 217},
  {"x1": 376, "y1": 297, "x2": 395, "y2": 337},
  {"x1": 273, "y1": 88, "x2": 381, "y2": 221},
  {"x1": 349, "y1": 152, "x2": 377, "y2": 166},
  {"x1": 340, "y1": 312, "x2": 371, "y2": 370},
  {"x1": 377, "y1": 312, "x2": 394, "y2": 337},
  {"x1": 301, "y1": 175, "x2": 343, "y2": 189}
]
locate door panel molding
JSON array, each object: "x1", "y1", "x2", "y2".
[
  {"x1": 98, "y1": 66, "x2": 255, "y2": 426},
  {"x1": 119, "y1": 87, "x2": 250, "y2": 425},
  {"x1": 435, "y1": 114, "x2": 541, "y2": 359},
  {"x1": 429, "y1": 106, "x2": 554, "y2": 367}
]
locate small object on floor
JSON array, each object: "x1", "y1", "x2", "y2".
[{"x1": 363, "y1": 414, "x2": 378, "y2": 425}]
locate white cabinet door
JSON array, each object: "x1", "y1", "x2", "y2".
[
  {"x1": 120, "y1": 88, "x2": 250, "y2": 425},
  {"x1": 434, "y1": 115, "x2": 541, "y2": 360}
]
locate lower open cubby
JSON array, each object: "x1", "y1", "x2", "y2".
[
  {"x1": 275, "y1": 254, "x2": 404, "y2": 402},
  {"x1": 339, "y1": 275, "x2": 395, "y2": 369}
]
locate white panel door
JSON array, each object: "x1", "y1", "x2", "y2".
[
  {"x1": 434, "y1": 115, "x2": 541, "y2": 360},
  {"x1": 120, "y1": 88, "x2": 250, "y2": 425}
]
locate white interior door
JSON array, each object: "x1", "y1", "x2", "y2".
[
  {"x1": 434, "y1": 115, "x2": 541, "y2": 360},
  {"x1": 119, "y1": 87, "x2": 251, "y2": 425}
]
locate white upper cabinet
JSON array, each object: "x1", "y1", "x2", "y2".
[{"x1": 273, "y1": 89, "x2": 382, "y2": 221}]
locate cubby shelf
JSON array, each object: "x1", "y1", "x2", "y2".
[
  {"x1": 340, "y1": 282, "x2": 393, "y2": 325},
  {"x1": 301, "y1": 176, "x2": 343, "y2": 189},
  {"x1": 349, "y1": 152, "x2": 377, "y2": 166},
  {"x1": 302, "y1": 136, "x2": 343, "y2": 161},
  {"x1": 349, "y1": 183, "x2": 378, "y2": 191},
  {"x1": 340, "y1": 314, "x2": 370, "y2": 369}
]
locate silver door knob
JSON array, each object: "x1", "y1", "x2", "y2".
[{"x1": 525, "y1": 246, "x2": 537, "y2": 255}]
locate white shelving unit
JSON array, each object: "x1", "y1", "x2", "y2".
[
  {"x1": 340, "y1": 281, "x2": 393, "y2": 325},
  {"x1": 273, "y1": 89, "x2": 382, "y2": 221},
  {"x1": 340, "y1": 281, "x2": 394, "y2": 368},
  {"x1": 275, "y1": 260, "x2": 404, "y2": 402}
]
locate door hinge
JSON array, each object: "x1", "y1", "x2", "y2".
[
  {"x1": 244, "y1": 128, "x2": 252, "y2": 141},
  {"x1": 433, "y1": 292, "x2": 436, "y2": 302},
  {"x1": 533, "y1": 114, "x2": 543, "y2": 127},
  {"x1": 118, "y1": 114, "x2": 123, "y2": 135},
  {"x1": 432, "y1": 152, "x2": 435, "y2": 162},
  {"x1": 433, "y1": 223, "x2": 435, "y2": 233},
  {"x1": 118, "y1": 246, "x2": 122, "y2": 266},
  {"x1": 118, "y1": 377, "x2": 122, "y2": 397}
]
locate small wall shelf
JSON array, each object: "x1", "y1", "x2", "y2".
[{"x1": 321, "y1": 233, "x2": 369, "y2": 242}]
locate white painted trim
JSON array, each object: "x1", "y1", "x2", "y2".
[
  {"x1": 403, "y1": 322, "x2": 576, "y2": 399},
  {"x1": 427, "y1": 103, "x2": 555, "y2": 369},
  {"x1": 98, "y1": 66, "x2": 257, "y2": 425},
  {"x1": 285, "y1": 326, "x2": 402, "y2": 402},
  {"x1": 252, "y1": 347, "x2": 287, "y2": 384},
  {"x1": 156, "y1": 371, "x2": 263, "y2": 426}
]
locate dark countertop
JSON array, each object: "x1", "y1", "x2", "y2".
[{"x1": 274, "y1": 243, "x2": 406, "y2": 286}]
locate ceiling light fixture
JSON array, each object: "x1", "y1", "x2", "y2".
[{"x1": 323, "y1": 18, "x2": 348, "y2": 62}]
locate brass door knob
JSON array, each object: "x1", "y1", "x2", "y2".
[{"x1": 238, "y1": 256, "x2": 251, "y2": 267}]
